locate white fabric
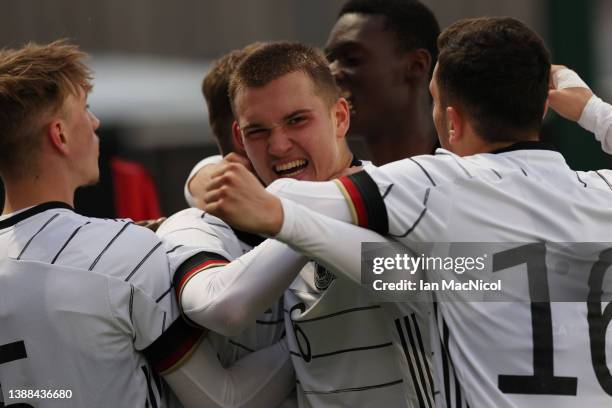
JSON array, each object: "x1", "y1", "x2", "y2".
[
  {"x1": 0, "y1": 207, "x2": 178, "y2": 407},
  {"x1": 271, "y1": 147, "x2": 612, "y2": 407},
  {"x1": 184, "y1": 155, "x2": 223, "y2": 207},
  {"x1": 552, "y1": 67, "x2": 590, "y2": 90},
  {"x1": 578, "y1": 95, "x2": 612, "y2": 154},
  {"x1": 157, "y1": 207, "x2": 295, "y2": 406}
]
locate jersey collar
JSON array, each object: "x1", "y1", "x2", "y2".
[
  {"x1": 489, "y1": 140, "x2": 558, "y2": 154},
  {"x1": 0, "y1": 201, "x2": 73, "y2": 229}
]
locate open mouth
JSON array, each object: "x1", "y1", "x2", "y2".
[{"x1": 274, "y1": 159, "x2": 309, "y2": 178}]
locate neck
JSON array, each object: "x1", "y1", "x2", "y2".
[
  {"x1": 363, "y1": 90, "x2": 437, "y2": 165},
  {"x1": 328, "y1": 146, "x2": 357, "y2": 180},
  {"x1": 2, "y1": 172, "x2": 75, "y2": 215}
]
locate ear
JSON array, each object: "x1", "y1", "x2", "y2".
[
  {"x1": 333, "y1": 97, "x2": 350, "y2": 140},
  {"x1": 232, "y1": 120, "x2": 246, "y2": 150},
  {"x1": 404, "y1": 49, "x2": 432, "y2": 81},
  {"x1": 445, "y1": 106, "x2": 463, "y2": 146},
  {"x1": 46, "y1": 118, "x2": 69, "y2": 156}
]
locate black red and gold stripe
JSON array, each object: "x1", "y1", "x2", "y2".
[
  {"x1": 172, "y1": 251, "x2": 229, "y2": 302},
  {"x1": 335, "y1": 171, "x2": 389, "y2": 235},
  {"x1": 144, "y1": 318, "x2": 205, "y2": 375}
]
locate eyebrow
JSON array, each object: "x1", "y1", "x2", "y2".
[{"x1": 240, "y1": 109, "x2": 314, "y2": 132}]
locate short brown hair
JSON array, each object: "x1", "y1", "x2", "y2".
[
  {"x1": 0, "y1": 39, "x2": 93, "y2": 177},
  {"x1": 228, "y1": 42, "x2": 340, "y2": 113},
  {"x1": 436, "y1": 17, "x2": 550, "y2": 142},
  {"x1": 202, "y1": 43, "x2": 263, "y2": 155}
]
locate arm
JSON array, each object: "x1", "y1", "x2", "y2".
[
  {"x1": 164, "y1": 337, "x2": 294, "y2": 408},
  {"x1": 179, "y1": 239, "x2": 308, "y2": 336},
  {"x1": 548, "y1": 65, "x2": 612, "y2": 153}
]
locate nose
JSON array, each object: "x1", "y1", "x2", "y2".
[
  {"x1": 329, "y1": 60, "x2": 346, "y2": 84},
  {"x1": 268, "y1": 126, "x2": 293, "y2": 157},
  {"x1": 89, "y1": 111, "x2": 101, "y2": 131}
]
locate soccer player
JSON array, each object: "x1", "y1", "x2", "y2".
[
  {"x1": 0, "y1": 40, "x2": 293, "y2": 408},
  {"x1": 326, "y1": 0, "x2": 440, "y2": 164},
  {"x1": 156, "y1": 45, "x2": 296, "y2": 407},
  {"x1": 203, "y1": 18, "x2": 612, "y2": 407},
  {"x1": 174, "y1": 42, "x2": 433, "y2": 407}
]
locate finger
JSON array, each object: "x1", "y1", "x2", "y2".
[{"x1": 225, "y1": 153, "x2": 251, "y2": 167}]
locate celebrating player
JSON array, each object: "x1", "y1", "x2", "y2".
[
  {"x1": 204, "y1": 17, "x2": 612, "y2": 407},
  {"x1": 0, "y1": 40, "x2": 293, "y2": 408},
  {"x1": 171, "y1": 42, "x2": 434, "y2": 407}
]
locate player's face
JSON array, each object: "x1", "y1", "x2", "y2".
[
  {"x1": 234, "y1": 71, "x2": 349, "y2": 186},
  {"x1": 62, "y1": 89, "x2": 101, "y2": 186},
  {"x1": 326, "y1": 13, "x2": 408, "y2": 137},
  {"x1": 430, "y1": 64, "x2": 449, "y2": 150}
]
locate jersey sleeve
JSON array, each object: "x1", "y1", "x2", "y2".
[
  {"x1": 184, "y1": 155, "x2": 223, "y2": 207},
  {"x1": 105, "y1": 228, "x2": 205, "y2": 375},
  {"x1": 578, "y1": 95, "x2": 612, "y2": 154}
]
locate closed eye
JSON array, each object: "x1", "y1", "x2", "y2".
[{"x1": 286, "y1": 115, "x2": 308, "y2": 126}]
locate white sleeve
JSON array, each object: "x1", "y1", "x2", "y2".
[
  {"x1": 165, "y1": 337, "x2": 294, "y2": 408},
  {"x1": 275, "y1": 198, "x2": 391, "y2": 285},
  {"x1": 181, "y1": 239, "x2": 308, "y2": 336},
  {"x1": 184, "y1": 155, "x2": 223, "y2": 207},
  {"x1": 578, "y1": 95, "x2": 612, "y2": 154}
]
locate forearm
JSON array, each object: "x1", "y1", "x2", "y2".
[
  {"x1": 165, "y1": 337, "x2": 294, "y2": 408},
  {"x1": 578, "y1": 95, "x2": 612, "y2": 154},
  {"x1": 181, "y1": 239, "x2": 307, "y2": 336},
  {"x1": 275, "y1": 198, "x2": 391, "y2": 285}
]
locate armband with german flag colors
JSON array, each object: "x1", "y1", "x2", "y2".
[{"x1": 334, "y1": 171, "x2": 389, "y2": 235}]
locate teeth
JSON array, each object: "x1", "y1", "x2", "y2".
[{"x1": 275, "y1": 159, "x2": 306, "y2": 172}]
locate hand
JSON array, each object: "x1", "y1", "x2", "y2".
[
  {"x1": 203, "y1": 161, "x2": 284, "y2": 236},
  {"x1": 189, "y1": 153, "x2": 253, "y2": 210},
  {"x1": 548, "y1": 64, "x2": 593, "y2": 122},
  {"x1": 135, "y1": 217, "x2": 167, "y2": 232}
]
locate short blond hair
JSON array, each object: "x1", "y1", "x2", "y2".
[{"x1": 0, "y1": 39, "x2": 93, "y2": 177}]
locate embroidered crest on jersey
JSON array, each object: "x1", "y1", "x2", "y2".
[{"x1": 314, "y1": 263, "x2": 335, "y2": 291}]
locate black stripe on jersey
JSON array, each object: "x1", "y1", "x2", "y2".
[
  {"x1": 291, "y1": 342, "x2": 393, "y2": 360},
  {"x1": 301, "y1": 379, "x2": 404, "y2": 395},
  {"x1": 129, "y1": 284, "x2": 135, "y2": 325},
  {"x1": 156, "y1": 286, "x2": 172, "y2": 303},
  {"x1": 144, "y1": 318, "x2": 205, "y2": 374},
  {"x1": 287, "y1": 305, "x2": 381, "y2": 323},
  {"x1": 17, "y1": 213, "x2": 60, "y2": 260},
  {"x1": 395, "y1": 319, "x2": 428, "y2": 408},
  {"x1": 390, "y1": 188, "x2": 430, "y2": 238},
  {"x1": 0, "y1": 340, "x2": 27, "y2": 364},
  {"x1": 403, "y1": 315, "x2": 435, "y2": 407},
  {"x1": 229, "y1": 340, "x2": 254, "y2": 353},
  {"x1": 88, "y1": 221, "x2": 132, "y2": 270},
  {"x1": 409, "y1": 157, "x2": 437, "y2": 186},
  {"x1": 166, "y1": 244, "x2": 183, "y2": 254},
  {"x1": 382, "y1": 184, "x2": 394, "y2": 198},
  {"x1": 233, "y1": 228, "x2": 266, "y2": 247},
  {"x1": 595, "y1": 170, "x2": 612, "y2": 191},
  {"x1": 490, "y1": 168, "x2": 502, "y2": 179},
  {"x1": 411, "y1": 313, "x2": 435, "y2": 394},
  {"x1": 0, "y1": 201, "x2": 72, "y2": 229},
  {"x1": 256, "y1": 318, "x2": 284, "y2": 325},
  {"x1": 125, "y1": 242, "x2": 163, "y2": 281},
  {"x1": 142, "y1": 365, "x2": 159, "y2": 408},
  {"x1": 51, "y1": 221, "x2": 91, "y2": 264},
  {"x1": 575, "y1": 171, "x2": 587, "y2": 187},
  {"x1": 520, "y1": 167, "x2": 528, "y2": 177}
]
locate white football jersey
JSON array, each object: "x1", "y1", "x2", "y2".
[
  {"x1": 0, "y1": 203, "x2": 203, "y2": 407},
  {"x1": 334, "y1": 142, "x2": 612, "y2": 407},
  {"x1": 156, "y1": 208, "x2": 285, "y2": 365},
  {"x1": 282, "y1": 160, "x2": 434, "y2": 408}
]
